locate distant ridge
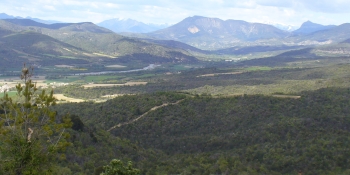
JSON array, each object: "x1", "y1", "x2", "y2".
[
  {"x1": 0, "y1": 18, "x2": 199, "y2": 66},
  {"x1": 341, "y1": 38, "x2": 350, "y2": 44},
  {"x1": 98, "y1": 18, "x2": 169, "y2": 33},
  {"x1": 298, "y1": 23, "x2": 350, "y2": 42},
  {"x1": 0, "y1": 12, "x2": 61, "y2": 24},
  {"x1": 147, "y1": 15, "x2": 289, "y2": 49},
  {"x1": 293, "y1": 21, "x2": 336, "y2": 35},
  {"x1": 2, "y1": 19, "x2": 112, "y2": 33}
]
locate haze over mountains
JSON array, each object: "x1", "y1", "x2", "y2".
[
  {"x1": 147, "y1": 16, "x2": 289, "y2": 49},
  {"x1": 1, "y1": 12, "x2": 350, "y2": 66},
  {"x1": 0, "y1": 13, "x2": 61, "y2": 24},
  {"x1": 142, "y1": 16, "x2": 349, "y2": 49},
  {"x1": 0, "y1": 18, "x2": 197, "y2": 67},
  {"x1": 292, "y1": 21, "x2": 336, "y2": 35},
  {"x1": 98, "y1": 18, "x2": 169, "y2": 33}
]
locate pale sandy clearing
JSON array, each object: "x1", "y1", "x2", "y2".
[
  {"x1": 55, "y1": 65, "x2": 75, "y2": 68},
  {"x1": 124, "y1": 82, "x2": 147, "y2": 86},
  {"x1": 83, "y1": 82, "x2": 147, "y2": 88},
  {"x1": 105, "y1": 64, "x2": 126, "y2": 68},
  {"x1": 83, "y1": 84, "x2": 124, "y2": 88},
  {"x1": 54, "y1": 94, "x2": 85, "y2": 103},
  {"x1": 93, "y1": 53, "x2": 115, "y2": 58},
  {"x1": 197, "y1": 72, "x2": 243, "y2": 77},
  {"x1": 101, "y1": 94, "x2": 125, "y2": 98}
]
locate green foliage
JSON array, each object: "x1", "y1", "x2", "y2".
[
  {"x1": 54, "y1": 88, "x2": 350, "y2": 175},
  {"x1": 55, "y1": 92, "x2": 187, "y2": 130},
  {"x1": 0, "y1": 65, "x2": 72, "y2": 174},
  {"x1": 70, "y1": 115, "x2": 84, "y2": 131},
  {"x1": 100, "y1": 159, "x2": 140, "y2": 175}
]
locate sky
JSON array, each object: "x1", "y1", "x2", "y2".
[{"x1": 1, "y1": 0, "x2": 350, "y2": 27}]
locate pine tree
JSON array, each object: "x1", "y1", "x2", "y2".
[
  {"x1": 0, "y1": 64, "x2": 72, "y2": 175},
  {"x1": 100, "y1": 159, "x2": 140, "y2": 175}
]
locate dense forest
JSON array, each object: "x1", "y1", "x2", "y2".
[{"x1": 52, "y1": 88, "x2": 350, "y2": 175}]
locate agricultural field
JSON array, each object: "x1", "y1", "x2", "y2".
[{"x1": 2, "y1": 54, "x2": 350, "y2": 102}]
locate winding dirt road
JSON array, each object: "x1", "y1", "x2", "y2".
[{"x1": 107, "y1": 99, "x2": 185, "y2": 132}]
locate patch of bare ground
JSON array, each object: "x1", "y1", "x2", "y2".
[
  {"x1": 55, "y1": 65, "x2": 75, "y2": 68},
  {"x1": 93, "y1": 53, "x2": 115, "y2": 58},
  {"x1": 197, "y1": 72, "x2": 243, "y2": 77},
  {"x1": 82, "y1": 82, "x2": 147, "y2": 88},
  {"x1": 105, "y1": 64, "x2": 126, "y2": 68},
  {"x1": 107, "y1": 99, "x2": 185, "y2": 131},
  {"x1": 101, "y1": 94, "x2": 125, "y2": 98},
  {"x1": 54, "y1": 94, "x2": 85, "y2": 103}
]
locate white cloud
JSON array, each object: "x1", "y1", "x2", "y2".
[
  {"x1": 0, "y1": 0, "x2": 349, "y2": 26},
  {"x1": 44, "y1": 5, "x2": 56, "y2": 11}
]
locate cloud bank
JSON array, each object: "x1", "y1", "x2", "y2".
[{"x1": 1, "y1": 0, "x2": 349, "y2": 26}]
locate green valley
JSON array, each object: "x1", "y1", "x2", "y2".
[{"x1": 1, "y1": 13, "x2": 350, "y2": 175}]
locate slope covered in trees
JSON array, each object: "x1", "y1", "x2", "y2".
[{"x1": 53, "y1": 88, "x2": 350, "y2": 175}]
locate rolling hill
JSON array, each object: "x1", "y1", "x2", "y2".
[
  {"x1": 0, "y1": 31, "x2": 94, "y2": 67},
  {"x1": 301, "y1": 23, "x2": 350, "y2": 42},
  {"x1": 281, "y1": 23, "x2": 350, "y2": 47},
  {"x1": 53, "y1": 88, "x2": 350, "y2": 174},
  {"x1": 0, "y1": 19, "x2": 199, "y2": 66}
]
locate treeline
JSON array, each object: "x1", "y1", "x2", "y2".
[{"x1": 53, "y1": 88, "x2": 350, "y2": 174}]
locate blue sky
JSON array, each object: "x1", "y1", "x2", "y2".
[{"x1": 1, "y1": 0, "x2": 350, "y2": 27}]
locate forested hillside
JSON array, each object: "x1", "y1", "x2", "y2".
[
  {"x1": 53, "y1": 88, "x2": 350, "y2": 175},
  {"x1": 1, "y1": 11, "x2": 350, "y2": 175}
]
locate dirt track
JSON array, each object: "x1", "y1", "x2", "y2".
[{"x1": 107, "y1": 99, "x2": 185, "y2": 132}]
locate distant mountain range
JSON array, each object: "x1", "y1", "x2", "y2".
[
  {"x1": 0, "y1": 13, "x2": 61, "y2": 24},
  {"x1": 141, "y1": 16, "x2": 350, "y2": 49},
  {"x1": 1, "y1": 13, "x2": 350, "y2": 67},
  {"x1": 262, "y1": 21, "x2": 298, "y2": 31},
  {"x1": 97, "y1": 18, "x2": 169, "y2": 33},
  {"x1": 0, "y1": 18, "x2": 197, "y2": 67},
  {"x1": 146, "y1": 16, "x2": 289, "y2": 49}
]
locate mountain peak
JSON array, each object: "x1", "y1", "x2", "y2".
[
  {"x1": 301, "y1": 20, "x2": 322, "y2": 27},
  {"x1": 293, "y1": 21, "x2": 336, "y2": 35},
  {"x1": 2, "y1": 18, "x2": 112, "y2": 33},
  {"x1": 149, "y1": 15, "x2": 288, "y2": 49}
]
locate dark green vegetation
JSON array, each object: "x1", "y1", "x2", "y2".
[
  {"x1": 2, "y1": 15, "x2": 350, "y2": 175},
  {"x1": 51, "y1": 88, "x2": 350, "y2": 175}
]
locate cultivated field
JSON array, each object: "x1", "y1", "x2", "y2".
[
  {"x1": 197, "y1": 72, "x2": 243, "y2": 77},
  {"x1": 54, "y1": 94, "x2": 85, "y2": 103},
  {"x1": 82, "y1": 82, "x2": 147, "y2": 88}
]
